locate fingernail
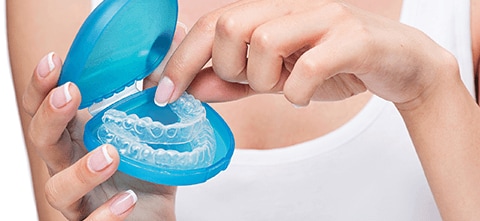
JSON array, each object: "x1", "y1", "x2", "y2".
[
  {"x1": 110, "y1": 190, "x2": 138, "y2": 216},
  {"x1": 177, "y1": 21, "x2": 188, "y2": 33},
  {"x1": 87, "y1": 145, "x2": 114, "y2": 172},
  {"x1": 51, "y1": 82, "x2": 72, "y2": 109},
  {"x1": 37, "y1": 52, "x2": 56, "y2": 78},
  {"x1": 155, "y1": 76, "x2": 174, "y2": 107},
  {"x1": 292, "y1": 103, "x2": 307, "y2": 109},
  {"x1": 47, "y1": 52, "x2": 55, "y2": 71}
]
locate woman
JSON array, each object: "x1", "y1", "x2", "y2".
[{"x1": 7, "y1": 0, "x2": 480, "y2": 220}]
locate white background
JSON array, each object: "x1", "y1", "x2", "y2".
[{"x1": 1, "y1": 0, "x2": 38, "y2": 219}]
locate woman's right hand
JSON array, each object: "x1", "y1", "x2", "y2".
[
  {"x1": 158, "y1": 0, "x2": 457, "y2": 110},
  {"x1": 23, "y1": 52, "x2": 177, "y2": 220}
]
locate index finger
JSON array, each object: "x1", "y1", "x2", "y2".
[{"x1": 156, "y1": 0, "x2": 256, "y2": 105}]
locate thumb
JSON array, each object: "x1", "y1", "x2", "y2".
[{"x1": 187, "y1": 67, "x2": 255, "y2": 103}]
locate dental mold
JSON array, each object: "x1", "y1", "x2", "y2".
[
  {"x1": 58, "y1": 0, "x2": 234, "y2": 185},
  {"x1": 98, "y1": 93, "x2": 217, "y2": 169}
]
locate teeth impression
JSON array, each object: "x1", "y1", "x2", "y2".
[{"x1": 97, "y1": 93, "x2": 216, "y2": 169}]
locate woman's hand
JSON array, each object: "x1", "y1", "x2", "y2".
[
  {"x1": 23, "y1": 52, "x2": 176, "y2": 220},
  {"x1": 156, "y1": 0, "x2": 457, "y2": 109}
]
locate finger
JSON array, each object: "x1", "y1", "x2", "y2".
[
  {"x1": 268, "y1": 3, "x2": 370, "y2": 105},
  {"x1": 247, "y1": 9, "x2": 329, "y2": 92},
  {"x1": 45, "y1": 145, "x2": 119, "y2": 217},
  {"x1": 84, "y1": 190, "x2": 138, "y2": 221},
  {"x1": 187, "y1": 67, "x2": 255, "y2": 102},
  {"x1": 23, "y1": 52, "x2": 63, "y2": 116},
  {"x1": 187, "y1": 65, "x2": 290, "y2": 102},
  {"x1": 211, "y1": 0, "x2": 291, "y2": 83},
  {"x1": 284, "y1": 36, "x2": 365, "y2": 106},
  {"x1": 28, "y1": 82, "x2": 82, "y2": 173},
  {"x1": 156, "y1": 0, "x2": 257, "y2": 105},
  {"x1": 144, "y1": 21, "x2": 189, "y2": 89}
]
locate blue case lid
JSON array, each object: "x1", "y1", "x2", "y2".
[
  {"x1": 59, "y1": 0, "x2": 177, "y2": 109},
  {"x1": 58, "y1": 0, "x2": 235, "y2": 185}
]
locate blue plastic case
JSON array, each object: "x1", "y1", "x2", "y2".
[{"x1": 58, "y1": 0, "x2": 235, "y2": 185}]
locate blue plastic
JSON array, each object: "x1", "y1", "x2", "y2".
[
  {"x1": 59, "y1": 0, "x2": 235, "y2": 185},
  {"x1": 59, "y1": 0, "x2": 177, "y2": 109},
  {"x1": 85, "y1": 87, "x2": 234, "y2": 185}
]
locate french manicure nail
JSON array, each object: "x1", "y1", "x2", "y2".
[
  {"x1": 110, "y1": 190, "x2": 138, "y2": 216},
  {"x1": 177, "y1": 21, "x2": 188, "y2": 35},
  {"x1": 37, "y1": 52, "x2": 56, "y2": 78},
  {"x1": 51, "y1": 82, "x2": 72, "y2": 109},
  {"x1": 47, "y1": 52, "x2": 55, "y2": 71},
  {"x1": 87, "y1": 145, "x2": 114, "y2": 172},
  {"x1": 155, "y1": 76, "x2": 174, "y2": 107}
]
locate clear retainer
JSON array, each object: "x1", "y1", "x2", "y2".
[{"x1": 97, "y1": 92, "x2": 217, "y2": 169}]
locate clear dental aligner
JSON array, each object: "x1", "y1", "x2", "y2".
[{"x1": 97, "y1": 93, "x2": 216, "y2": 169}]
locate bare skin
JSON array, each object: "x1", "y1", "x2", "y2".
[
  {"x1": 7, "y1": 0, "x2": 480, "y2": 220},
  {"x1": 159, "y1": 0, "x2": 403, "y2": 149}
]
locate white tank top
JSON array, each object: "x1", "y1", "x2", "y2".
[{"x1": 90, "y1": 0, "x2": 474, "y2": 220}]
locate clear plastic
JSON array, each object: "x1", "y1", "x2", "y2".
[{"x1": 97, "y1": 93, "x2": 216, "y2": 169}]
